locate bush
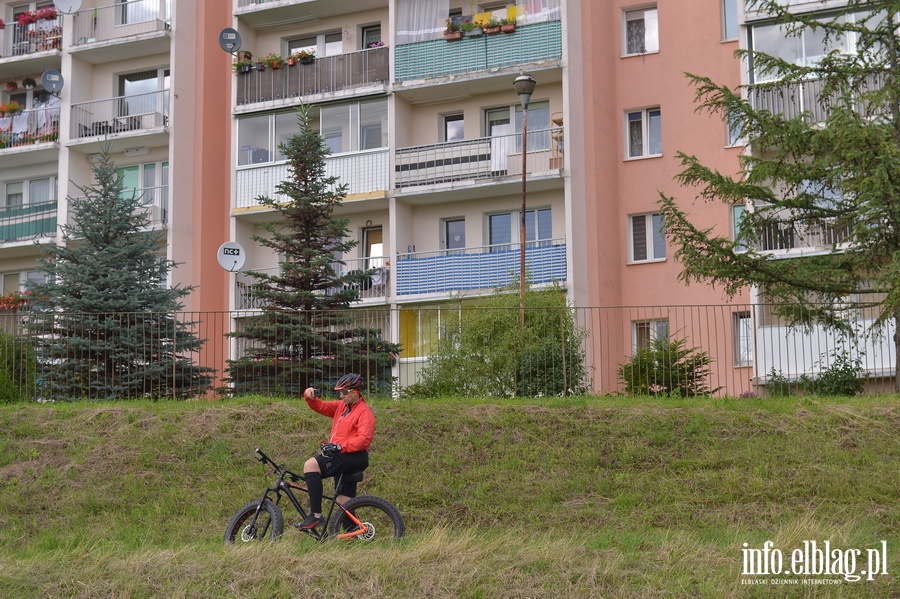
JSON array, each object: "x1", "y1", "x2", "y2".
[
  {"x1": 764, "y1": 368, "x2": 794, "y2": 398},
  {"x1": 0, "y1": 330, "x2": 36, "y2": 403},
  {"x1": 799, "y1": 350, "x2": 865, "y2": 396},
  {"x1": 618, "y1": 337, "x2": 717, "y2": 397}
]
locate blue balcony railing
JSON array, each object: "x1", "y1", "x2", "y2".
[
  {"x1": 396, "y1": 240, "x2": 566, "y2": 295},
  {"x1": 0, "y1": 201, "x2": 57, "y2": 243},
  {"x1": 394, "y1": 20, "x2": 561, "y2": 82}
]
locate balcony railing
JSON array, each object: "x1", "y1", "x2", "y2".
[
  {"x1": 1, "y1": 19, "x2": 62, "y2": 56},
  {"x1": 394, "y1": 20, "x2": 561, "y2": 82},
  {"x1": 68, "y1": 186, "x2": 168, "y2": 227},
  {"x1": 72, "y1": 0, "x2": 170, "y2": 45},
  {"x1": 396, "y1": 240, "x2": 566, "y2": 296},
  {"x1": 70, "y1": 90, "x2": 169, "y2": 140},
  {"x1": 395, "y1": 127, "x2": 562, "y2": 190},
  {"x1": 748, "y1": 72, "x2": 887, "y2": 123},
  {"x1": 0, "y1": 200, "x2": 57, "y2": 243},
  {"x1": 755, "y1": 220, "x2": 851, "y2": 252},
  {"x1": 235, "y1": 149, "x2": 389, "y2": 209},
  {"x1": 234, "y1": 47, "x2": 389, "y2": 106},
  {"x1": 235, "y1": 257, "x2": 389, "y2": 309},
  {"x1": 0, "y1": 105, "x2": 60, "y2": 149}
]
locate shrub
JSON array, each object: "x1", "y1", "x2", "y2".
[
  {"x1": 0, "y1": 330, "x2": 36, "y2": 403},
  {"x1": 764, "y1": 368, "x2": 794, "y2": 398},
  {"x1": 799, "y1": 350, "x2": 865, "y2": 396},
  {"x1": 618, "y1": 337, "x2": 717, "y2": 397}
]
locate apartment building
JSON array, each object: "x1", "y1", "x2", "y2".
[{"x1": 0, "y1": 0, "x2": 230, "y2": 315}]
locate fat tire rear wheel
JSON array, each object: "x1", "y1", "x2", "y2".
[
  {"x1": 224, "y1": 499, "x2": 284, "y2": 544},
  {"x1": 328, "y1": 495, "x2": 405, "y2": 541}
]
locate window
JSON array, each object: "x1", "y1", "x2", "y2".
[
  {"x1": 118, "y1": 0, "x2": 160, "y2": 25},
  {"x1": 289, "y1": 32, "x2": 342, "y2": 58},
  {"x1": 626, "y1": 108, "x2": 662, "y2": 158},
  {"x1": 486, "y1": 102, "x2": 551, "y2": 150},
  {"x1": 117, "y1": 161, "x2": 169, "y2": 221},
  {"x1": 3, "y1": 176, "x2": 55, "y2": 207},
  {"x1": 624, "y1": 6, "x2": 658, "y2": 55},
  {"x1": 733, "y1": 312, "x2": 753, "y2": 367},
  {"x1": 726, "y1": 109, "x2": 743, "y2": 147},
  {"x1": 363, "y1": 227, "x2": 384, "y2": 269},
  {"x1": 443, "y1": 218, "x2": 466, "y2": 251},
  {"x1": 118, "y1": 68, "x2": 169, "y2": 119},
  {"x1": 629, "y1": 213, "x2": 665, "y2": 262},
  {"x1": 732, "y1": 204, "x2": 748, "y2": 252},
  {"x1": 722, "y1": 0, "x2": 738, "y2": 41},
  {"x1": 361, "y1": 25, "x2": 381, "y2": 49},
  {"x1": 488, "y1": 208, "x2": 552, "y2": 250},
  {"x1": 633, "y1": 319, "x2": 668, "y2": 352},
  {"x1": 443, "y1": 114, "x2": 464, "y2": 142}
]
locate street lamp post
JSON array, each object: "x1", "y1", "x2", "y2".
[{"x1": 513, "y1": 73, "x2": 536, "y2": 329}]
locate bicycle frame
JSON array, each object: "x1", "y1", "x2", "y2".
[{"x1": 251, "y1": 448, "x2": 368, "y2": 541}]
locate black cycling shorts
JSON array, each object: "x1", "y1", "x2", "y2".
[{"x1": 314, "y1": 450, "x2": 369, "y2": 497}]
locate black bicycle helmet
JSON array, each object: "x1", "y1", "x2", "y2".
[{"x1": 334, "y1": 373, "x2": 364, "y2": 391}]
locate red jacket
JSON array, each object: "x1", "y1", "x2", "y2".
[{"x1": 305, "y1": 395, "x2": 375, "y2": 453}]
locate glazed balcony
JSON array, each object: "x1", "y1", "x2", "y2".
[
  {"x1": 235, "y1": 149, "x2": 388, "y2": 210},
  {"x1": 70, "y1": 0, "x2": 171, "y2": 62},
  {"x1": 396, "y1": 240, "x2": 566, "y2": 296},
  {"x1": 235, "y1": 47, "x2": 388, "y2": 106},
  {"x1": 69, "y1": 90, "x2": 169, "y2": 146},
  {"x1": 395, "y1": 127, "x2": 562, "y2": 191},
  {"x1": 235, "y1": 258, "x2": 389, "y2": 310},
  {"x1": 394, "y1": 20, "x2": 561, "y2": 83},
  {"x1": 0, "y1": 200, "x2": 57, "y2": 244}
]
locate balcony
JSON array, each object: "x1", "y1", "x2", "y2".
[
  {"x1": 235, "y1": 0, "x2": 386, "y2": 27},
  {"x1": 0, "y1": 104, "x2": 59, "y2": 150},
  {"x1": 235, "y1": 149, "x2": 389, "y2": 210},
  {"x1": 0, "y1": 200, "x2": 57, "y2": 244},
  {"x1": 394, "y1": 20, "x2": 561, "y2": 83},
  {"x1": 756, "y1": 220, "x2": 850, "y2": 252},
  {"x1": 396, "y1": 240, "x2": 566, "y2": 296},
  {"x1": 235, "y1": 257, "x2": 389, "y2": 309},
  {"x1": 395, "y1": 127, "x2": 562, "y2": 191},
  {"x1": 235, "y1": 47, "x2": 388, "y2": 107},
  {"x1": 70, "y1": 0, "x2": 171, "y2": 63},
  {"x1": 69, "y1": 90, "x2": 169, "y2": 149},
  {"x1": 68, "y1": 186, "x2": 168, "y2": 228},
  {"x1": 748, "y1": 72, "x2": 886, "y2": 123},
  {"x1": 0, "y1": 19, "x2": 62, "y2": 81}
]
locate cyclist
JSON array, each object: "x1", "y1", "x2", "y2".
[{"x1": 296, "y1": 373, "x2": 375, "y2": 530}]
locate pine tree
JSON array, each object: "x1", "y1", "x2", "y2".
[
  {"x1": 657, "y1": 1, "x2": 900, "y2": 390},
  {"x1": 27, "y1": 148, "x2": 213, "y2": 400},
  {"x1": 226, "y1": 106, "x2": 399, "y2": 395}
]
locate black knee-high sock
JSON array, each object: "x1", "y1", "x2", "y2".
[{"x1": 306, "y1": 472, "x2": 323, "y2": 514}]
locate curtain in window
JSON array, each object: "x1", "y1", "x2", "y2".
[
  {"x1": 520, "y1": 0, "x2": 561, "y2": 24},
  {"x1": 396, "y1": 0, "x2": 448, "y2": 44}
]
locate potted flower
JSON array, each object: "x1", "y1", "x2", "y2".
[
  {"x1": 368, "y1": 40, "x2": 385, "y2": 49},
  {"x1": 292, "y1": 49, "x2": 315, "y2": 65},
  {"x1": 22, "y1": 77, "x2": 36, "y2": 89},
  {"x1": 500, "y1": 17, "x2": 517, "y2": 33},
  {"x1": 232, "y1": 51, "x2": 253, "y2": 74},
  {"x1": 0, "y1": 19, "x2": 6, "y2": 30},
  {"x1": 262, "y1": 52, "x2": 285, "y2": 70},
  {"x1": 461, "y1": 19, "x2": 484, "y2": 37},
  {"x1": 255, "y1": 58, "x2": 265, "y2": 71},
  {"x1": 483, "y1": 17, "x2": 501, "y2": 34},
  {"x1": 5, "y1": 81, "x2": 17, "y2": 92},
  {"x1": 1, "y1": 101, "x2": 23, "y2": 115},
  {"x1": 444, "y1": 18, "x2": 462, "y2": 41}
]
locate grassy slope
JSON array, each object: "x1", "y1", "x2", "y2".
[{"x1": 0, "y1": 395, "x2": 897, "y2": 598}]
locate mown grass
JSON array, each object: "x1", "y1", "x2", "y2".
[{"x1": 0, "y1": 394, "x2": 897, "y2": 598}]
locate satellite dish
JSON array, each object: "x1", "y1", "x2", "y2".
[
  {"x1": 53, "y1": 0, "x2": 82, "y2": 13},
  {"x1": 218, "y1": 28, "x2": 241, "y2": 54},
  {"x1": 41, "y1": 70, "x2": 64, "y2": 95},
  {"x1": 217, "y1": 242, "x2": 246, "y2": 272}
]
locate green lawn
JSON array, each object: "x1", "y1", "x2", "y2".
[{"x1": 0, "y1": 395, "x2": 897, "y2": 597}]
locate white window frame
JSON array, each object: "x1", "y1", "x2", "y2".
[
  {"x1": 721, "y1": 0, "x2": 738, "y2": 41},
  {"x1": 288, "y1": 31, "x2": 343, "y2": 58},
  {"x1": 733, "y1": 311, "x2": 754, "y2": 367},
  {"x1": 623, "y1": 5, "x2": 659, "y2": 56},
  {"x1": 487, "y1": 207, "x2": 552, "y2": 250},
  {"x1": 629, "y1": 212, "x2": 666, "y2": 263},
  {"x1": 625, "y1": 107, "x2": 662, "y2": 159},
  {"x1": 633, "y1": 318, "x2": 668, "y2": 353},
  {"x1": 3, "y1": 175, "x2": 56, "y2": 207}
]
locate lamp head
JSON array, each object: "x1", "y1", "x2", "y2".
[{"x1": 513, "y1": 73, "x2": 537, "y2": 109}]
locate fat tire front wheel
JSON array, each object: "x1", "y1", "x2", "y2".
[
  {"x1": 224, "y1": 499, "x2": 284, "y2": 544},
  {"x1": 328, "y1": 495, "x2": 405, "y2": 541}
]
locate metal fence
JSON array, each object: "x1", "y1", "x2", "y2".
[{"x1": 0, "y1": 304, "x2": 893, "y2": 401}]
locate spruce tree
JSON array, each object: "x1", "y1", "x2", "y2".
[
  {"x1": 657, "y1": 1, "x2": 900, "y2": 389},
  {"x1": 226, "y1": 106, "x2": 399, "y2": 395},
  {"x1": 27, "y1": 148, "x2": 213, "y2": 400}
]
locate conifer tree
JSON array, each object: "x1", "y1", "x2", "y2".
[
  {"x1": 226, "y1": 106, "x2": 399, "y2": 395},
  {"x1": 657, "y1": 1, "x2": 900, "y2": 389},
  {"x1": 27, "y1": 149, "x2": 213, "y2": 400}
]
